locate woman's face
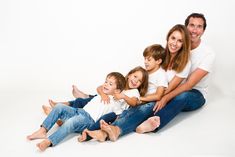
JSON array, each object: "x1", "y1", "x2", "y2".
[{"x1": 167, "y1": 30, "x2": 183, "y2": 55}]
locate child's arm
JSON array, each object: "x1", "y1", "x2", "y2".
[
  {"x1": 114, "y1": 92, "x2": 138, "y2": 106},
  {"x1": 96, "y1": 85, "x2": 110, "y2": 104},
  {"x1": 139, "y1": 86, "x2": 165, "y2": 103}
]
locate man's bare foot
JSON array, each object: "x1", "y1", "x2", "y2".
[
  {"x1": 78, "y1": 129, "x2": 89, "y2": 142},
  {"x1": 136, "y1": 116, "x2": 160, "y2": 134},
  {"x1": 72, "y1": 85, "x2": 89, "y2": 98},
  {"x1": 48, "y1": 99, "x2": 56, "y2": 108},
  {"x1": 86, "y1": 129, "x2": 108, "y2": 142},
  {"x1": 27, "y1": 127, "x2": 47, "y2": 140},
  {"x1": 42, "y1": 105, "x2": 52, "y2": 115},
  {"x1": 100, "y1": 120, "x2": 120, "y2": 142},
  {"x1": 36, "y1": 139, "x2": 51, "y2": 151}
]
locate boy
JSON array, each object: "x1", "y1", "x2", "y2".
[{"x1": 27, "y1": 72, "x2": 126, "y2": 151}]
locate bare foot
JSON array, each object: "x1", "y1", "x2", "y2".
[
  {"x1": 36, "y1": 139, "x2": 51, "y2": 151},
  {"x1": 100, "y1": 120, "x2": 120, "y2": 141},
  {"x1": 86, "y1": 129, "x2": 108, "y2": 142},
  {"x1": 136, "y1": 116, "x2": 160, "y2": 134},
  {"x1": 48, "y1": 99, "x2": 57, "y2": 108},
  {"x1": 27, "y1": 127, "x2": 47, "y2": 140},
  {"x1": 78, "y1": 129, "x2": 88, "y2": 142},
  {"x1": 42, "y1": 105, "x2": 52, "y2": 115},
  {"x1": 72, "y1": 85, "x2": 89, "y2": 98}
]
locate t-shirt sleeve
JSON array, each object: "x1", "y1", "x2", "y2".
[
  {"x1": 198, "y1": 50, "x2": 215, "y2": 72},
  {"x1": 158, "y1": 71, "x2": 168, "y2": 88},
  {"x1": 176, "y1": 60, "x2": 192, "y2": 78}
]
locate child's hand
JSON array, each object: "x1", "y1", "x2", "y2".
[
  {"x1": 100, "y1": 94, "x2": 110, "y2": 104},
  {"x1": 113, "y1": 92, "x2": 124, "y2": 100}
]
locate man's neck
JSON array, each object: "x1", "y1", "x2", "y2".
[{"x1": 191, "y1": 39, "x2": 201, "y2": 50}]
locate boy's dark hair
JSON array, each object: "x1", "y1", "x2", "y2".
[
  {"x1": 143, "y1": 44, "x2": 165, "y2": 64},
  {"x1": 107, "y1": 72, "x2": 126, "y2": 91},
  {"x1": 185, "y1": 13, "x2": 207, "y2": 30}
]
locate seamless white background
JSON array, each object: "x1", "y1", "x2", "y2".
[{"x1": 0, "y1": 0, "x2": 234, "y2": 157}]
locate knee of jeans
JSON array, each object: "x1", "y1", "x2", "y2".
[
  {"x1": 174, "y1": 92, "x2": 188, "y2": 101},
  {"x1": 53, "y1": 103, "x2": 66, "y2": 113}
]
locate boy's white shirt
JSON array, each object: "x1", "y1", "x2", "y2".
[
  {"x1": 83, "y1": 89, "x2": 140, "y2": 122},
  {"x1": 146, "y1": 67, "x2": 168, "y2": 95}
]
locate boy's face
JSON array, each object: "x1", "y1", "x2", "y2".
[
  {"x1": 102, "y1": 76, "x2": 119, "y2": 95},
  {"x1": 144, "y1": 56, "x2": 160, "y2": 73}
]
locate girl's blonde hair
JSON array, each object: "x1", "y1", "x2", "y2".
[
  {"x1": 162, "y1": 24, "x2": 191, "y2": 73},
  {"x1": 125, "y1": 66, "x2": 148, "y2": 96}
]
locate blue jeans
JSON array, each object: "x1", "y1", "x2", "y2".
[
  {"x1": 154, "y1": 89, "x2": 205, "y2": 131},
  {"x1": 112, "y1": 102, "x2": 155, "y2": 136},
  {"x1": 42, "y1": 103, "x2": 95, "y2": 146},
  {"x1": 68, "y1": 95, "x2": 95, "y2": 108},
  {"x1": 113, "y1": 89, "x2": 205, "y2": 136}
]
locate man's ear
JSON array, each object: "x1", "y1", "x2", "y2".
[{"x1": 114, "y1": 89, "x2": 121, "y2": 94}]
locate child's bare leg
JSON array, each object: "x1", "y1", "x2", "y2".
[
  {"x1": 72, "y1": 85, "x2": 89, "y2": 98},
  {"x1": 136, "y1": 116, "x2": 160, "y2": 134},
  {"x1": 27, "y1": 127, "x2": 47, "y2": 140},
  {"x1": 86, "y1": 129, "x2": 108, "y2": 142},
  {"x1": 42, "y1": 105, "x2": 52, "y2": 115},
  {"x1": 100, "y1": 120, "x2": 120, "y2": 142},
  {"x1": 36, "y1": 139, "x2": 51, "y2": 151}
]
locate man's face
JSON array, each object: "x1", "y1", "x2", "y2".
[{"x1": 187, "y1": 17, "x2": 205, "y2": 43}]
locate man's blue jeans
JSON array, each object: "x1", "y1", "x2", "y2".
[{"x1": 113, "y1": 89, "x2": 205, "y2": 136}]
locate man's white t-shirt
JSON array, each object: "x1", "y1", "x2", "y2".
[
  {"x1": 190, "y1": 41, "x2": 215, "y2": 97},
  {"x1": 146, "y1": 67, "x2": 168, "y2": 95},
  {"x1": 83, "y1": 89, "x2": 140, "y2": 122}
]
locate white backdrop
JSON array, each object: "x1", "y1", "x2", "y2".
[{"x1": 0, "y1": 0, "x2": 235, "y2": 97}]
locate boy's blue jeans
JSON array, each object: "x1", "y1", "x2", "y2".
[
  {"x1": 42, "y1": 104, "x2": 95, "y2": 146},
  {"x1": 113, "y1": 89, "x2": 206, "y2": 136}
]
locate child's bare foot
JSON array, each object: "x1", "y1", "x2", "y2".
[
  {"x1": 42, "y1": 105, "x2": 52, "y2": 115},
  {"x1": 48, "y1": 99, "x2": 56, "y2": 108},
  {"x1": 36, "y1": 139, "x2": 51, "y2": 151},
  {"x1": 136, "y1": 116, "x2": 160, "y2": 134},
  {"x1": 86, "y1": 129, "x2": 108, "y2": 142},
  {"x1": 78, "y1": 129, "x2": 89, "y2": 142},
  {"x1": 72, "y1": 85, "x2": 89, "y2": 98},
  {"x1": 100, "y1": 120, "x2": 120, "y2": 141},
  {"x1": 27, "y1": 127, "x2": 47, "y2": 140}
]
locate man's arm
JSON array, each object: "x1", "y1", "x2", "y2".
[{"x1": 154, "y1": 68, "x2": 208, "y2": 112}]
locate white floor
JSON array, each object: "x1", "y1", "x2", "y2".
[{"x1": 0, "y1": 82, "x2": 234, "y2": 157}]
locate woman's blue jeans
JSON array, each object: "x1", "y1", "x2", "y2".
[{"x1": 112, "y1": 89, "x2": 206, "y2": 136}]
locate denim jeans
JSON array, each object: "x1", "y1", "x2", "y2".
[
  {"x1": 112, "y1": 102, "x2": 155, "y2": 136},
  {"x1": 41, "y1": 103, "x2": 95, "y2": 146},
  {"x1": 113, "y1": 89, "x2": 205, "y2": 137},
  {"x1": 154, "y1": 89, "x2": 205, "y2": 132},
  {"x1": 68, "y1": 95, "x2": 96, "y2": 108}
]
